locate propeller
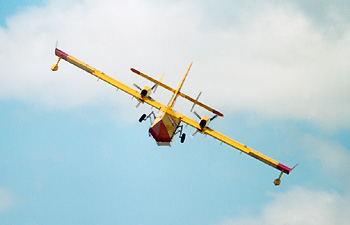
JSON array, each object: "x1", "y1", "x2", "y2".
[
  {"x1": 191, "y1": 111, "x2": 218, "y2": 136},
  {"x1": 133, "y1": 83, "x2": 158, "y2": 93},
  {"x1": 193, "y1": 111, "x2": 218, "y2": 122},
  {"x1": 190, "y1": 92, "x2": 202, "y2": 112},
  {"x1": 133, "y1": 83, "x2": 155, "y2": 107},
  {"x1": 133, "y1": 72, "x2": 164, "y2": 100},
  {"x1": 133, "y1": 83, "x2": 142, "y2": 90},
  {"x1": 152, "y1": 73, "x2": 165, "y2": 93},
  {"x1": 133, "y1": 84, "x2": 151, "y2": 98},
  {"x1": 193, "y1": 111, "x2": 201, "y2": 120},
  {"x1": 210, "y1": 115, "x2": 218, "y2": 121}
]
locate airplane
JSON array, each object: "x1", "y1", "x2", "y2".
[{"x1": 51, "y1": 47, "x2": 296, "y2": 186}]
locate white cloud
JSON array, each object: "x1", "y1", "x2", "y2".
[
  {"x1": 219, "y1": 186, "x2": 350, "y2": 225},
  {"x1": 302, "y1": 135, "x2": 350, "y2": 172},
  {"x1": 0, "y1": 0, "x2": 349, "y2": 130},
  {"x1": 0, "y1": 188, "x2": 14, "y2": 213},
  {"x1": 197, "y1": 4, "x2": 350, "y2": 131},
  {"x1": 301, "y1": 135, "x2": 350, "y2": 188},
  {"x1": 219, "y1": 134, "x2": 350, "y2": 225}
]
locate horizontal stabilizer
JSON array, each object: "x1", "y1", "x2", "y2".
[{"x1": 130, "y1": 68, "x2": 224, "y2": 117}]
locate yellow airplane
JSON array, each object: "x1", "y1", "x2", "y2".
[{"x1": 52, "y1": 48, "x2": 295, "y2": 185}]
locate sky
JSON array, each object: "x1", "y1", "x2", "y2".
[{"x1": 0, "y1": 0, "x2": 349, "y2": 224}]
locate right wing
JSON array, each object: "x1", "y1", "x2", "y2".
[
  {"x1": 176, "y1": 111, "x2": 292, "y2": 175},
  {"x1": 131, "y1": 68, "x2": 224, "y2": 117},
  {"x1": 53, "y1": 48, "x2": 165, "y2": 110}
]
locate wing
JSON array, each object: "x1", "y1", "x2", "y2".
[
  {"x1": 176, "y1": 112, "x2": 292, "y2": 175},
  {"x1": 131, "y1": 68, "x2": 224, "y2": 117},
  {"x1": 53, "y1": 48, "x2": 165, "y2": 110}
]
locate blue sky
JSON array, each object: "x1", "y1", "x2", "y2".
[
  {"x1": 1, "y1": 0, "x2": 350, "y2": 225},
  {"x1": 0, "y1": 0, "x2": 43, "y2": 26}
]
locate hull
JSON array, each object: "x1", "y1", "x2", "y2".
[{"x1": 149, "y1": 113, "x2": 181, "y2": 146}]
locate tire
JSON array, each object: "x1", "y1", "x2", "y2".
[
  {"x1": 180, "y1": 133, "x2": 186, "y2": 143},
  {"x1": 139, "y1": 114, "x2": 146, "y2": 122}
]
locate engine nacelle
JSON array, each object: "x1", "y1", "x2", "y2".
[
  {"x1": 140, "y1": 86, "x2": 151, "y2": 98},
  {"x1": 199, "y1": 116, "x2": 210, "y2": 129}
]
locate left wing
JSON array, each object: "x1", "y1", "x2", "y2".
[
  {"x1": 176, "y1": 111, "x2": 292, "y2": 175},
  {"x1": 52, "y1": 48, "x2": 165, "y2": 110}
]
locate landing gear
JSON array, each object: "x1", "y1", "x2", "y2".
[
  {"x1": 139, "y1": 114, "x2": 147, "y2": 122},
  {"x1": 180, "y1": 133, "x2": 186, "y2": 143},
  {"x1": 139, "y1": 112, "x2": 156, "y2": 123},
  {"x1": 175, "y1": 124, "x2": 186, "y2": 144}
]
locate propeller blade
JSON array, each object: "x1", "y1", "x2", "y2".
[
  {"x1": 135, "y1": 101, "x2": 141, "y2": 108},
  {"x1": 151, "y1": 83, "x2": 158, "y2": 91},
  {"x1": 191, "y1": 130, "x2": 199, "y2": 137},
  {"x1": 193, "y1": 111, "x2": 201, "y2": 120},
  {"x1": 190, "y1": 91, "x2": 202, "y2": 112},
  {"x1": 210, "y1": 115, "x2": 218, "y2": 121},
  {"x1": 133, "y1": 83, "x2": 142, "y2": 90}
]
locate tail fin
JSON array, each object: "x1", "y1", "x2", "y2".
[{"x1": 167, "y1": 62, "x2": 192, "y2": 108}]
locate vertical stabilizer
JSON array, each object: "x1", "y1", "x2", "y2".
[{"x1": 167, "y1": 62, "x2": 192, "y2": 108}]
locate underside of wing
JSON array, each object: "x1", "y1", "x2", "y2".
[
  {"x1": 177, "y1": 112, "x2": 292, "y2": 175},
  {"x1": 53, "y1": 48, "x2": 165, "y2": 110}
]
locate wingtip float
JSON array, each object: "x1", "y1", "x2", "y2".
[
  {"x1": 51, "y1": 48, "x2": 68, "y2": 71},
  {"x1": 274, "y1": 163, "x2": 298, "y2": 186},
  {"x1": 52, "y1": 47, "x2": 295, "y2": 186}
]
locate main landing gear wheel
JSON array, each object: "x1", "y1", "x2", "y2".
[
  {"x1": 139, "y1": 114, "x2": 146, "y2": 123},
  {"x1": 180, "y1": 133, "x2": 186, "y2": 143}
]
